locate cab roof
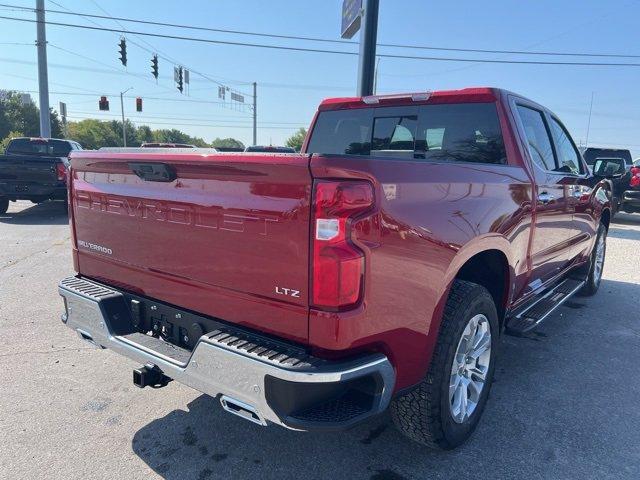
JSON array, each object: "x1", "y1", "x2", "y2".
[{"x1": 318, "y1": 87, "x2": 501, "y2": 111}]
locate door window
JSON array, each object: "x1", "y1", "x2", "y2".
[
  {"x1": 516, "y1": 105, "x2": 556, "y2": 171},
  {"x1": 550, "y1": 118, "x2": 583, "y2": 174}
]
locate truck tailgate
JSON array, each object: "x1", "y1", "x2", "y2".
[
  {"x1": 70, "y1": 151, "x2": 312, "y2": 343},
  {"x1": 0, "y1": 155, "x2": 61, "y2": 184}
]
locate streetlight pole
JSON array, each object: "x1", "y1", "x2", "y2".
[
  {"x1": 35, "y1": 0, "x2": 51, "y2": 138},
  {"x1": 120, "y1": 87, "x2": 133, "y2": 147}
]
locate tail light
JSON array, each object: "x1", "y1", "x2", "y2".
[
  {"x1": 56, "y1": 162, "x2": 68, "y2": 182},
  {"x1": 311, "y1": 181, "x2": 374, "y2": 310},
  {"x1": 631, "y1": 166, "x2": 640, "y2": 188}
]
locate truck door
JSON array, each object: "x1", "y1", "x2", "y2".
[
  {"x1": 513, "y1": 103, "x2": 575, "y2": 288},
  {"x1": 547, "y1": 115, "x2": 594, "y2": 259}
]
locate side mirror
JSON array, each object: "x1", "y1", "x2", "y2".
[{"x1": 593, "y1": 158, "x2": 626, "y2": 179}]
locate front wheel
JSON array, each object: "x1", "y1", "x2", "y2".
[
  {"x1": 580, "y1": 223, "x2": 607, "y2": 296},
  {"x1": 0, "y1": 196, "x2": 8, "y2": 214},
  {"x1": 390, "y1": 280, "x2": 498, "y2": 449}
]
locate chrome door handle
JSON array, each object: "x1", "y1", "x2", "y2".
[{"x1": 537, "y1": 192, "x2": 555, "y2": 204}]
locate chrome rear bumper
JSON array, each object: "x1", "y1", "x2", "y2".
[{"x1": 59, "y1": 276, "x2": 395, "y2": 430}]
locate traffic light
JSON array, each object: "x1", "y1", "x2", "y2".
[
  {"x1": 118, "y1": 38, "x2": 127, "y2": 66},
  {"x1": 99, "y1": 96, "x2": 109, "y2": 111},
  {"x1": 151, "y1": 54, "x2": 158, "y2": 79},
  {"x1": 136, "y1": 97, "x2": 142, "y2": 112},
  {"x1": 175, "y1": 66, "x2": 184, "y2": 93}
]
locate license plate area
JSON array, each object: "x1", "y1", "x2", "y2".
[{"x1": 123, "y1": 292, "x2": 226, "y2": 351}]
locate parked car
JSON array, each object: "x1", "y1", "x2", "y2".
[
  {"x1": 58, "y1": 87, "x2": 614, "y2": 450},
  {"x1": 0, "y1": 137, "x2": 82, "y2": 213},
  {"x1": 620, "y1": 160, "x2": 640, "y2": 214},
  {"x1": 580, "y1": 148, "x2": 633, "y2": 214},
  {"x1": 244, "y1": 145, "x2": 296, "y2": 153}
]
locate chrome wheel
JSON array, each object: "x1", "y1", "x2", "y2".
[
  {"x1": 449, "y1": 314, "x2": 492, "y2": 424},
  {"x1": 593, "y1": 233, "x2": 605, "y2": 285}
]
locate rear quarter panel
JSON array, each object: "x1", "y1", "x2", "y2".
[{"x1": 309, "y1": 156, "x2": 533, "y2": 390}]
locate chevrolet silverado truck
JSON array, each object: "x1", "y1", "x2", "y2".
[
  {"x1": 58, "y1": 88, "x2": 617, "y2": 449},
  {"x1": 0, "y1": 137, "x2": 82, "y2": 213}
]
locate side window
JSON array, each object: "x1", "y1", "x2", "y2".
[
  {"x1": 549, "y1": 118, "x2": 583, "y2": 174},
  {"x1": 416, "y1": 103, "x2": 506, "y2": 164},
  {"x1": 306, "y1": 108, "x2": 372, "y2": 155},
  {"x1": 516, "y1": 105, "x2": 556, "y2": 171},
  {"x1": 370, "y1": 115, "x2": 417, "y2": 158}
]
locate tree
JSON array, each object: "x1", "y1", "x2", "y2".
[
  {"x1": 136, "y1": 125, "x2": 154, "y2": 145},
  {"x1": 0, "y1": 130, "x2": 23, "y2": 152},
  {"x1": 67, "y1": 119, "x2": 120, "y2": 150},
  {"x1": 210, "y1": 137, "x2": 244, "y2": 149},
  {"x1": 0, "y1": 91, "x2": 62, "y2": 141},
  {"x1": 152, "y1": 128, "x2": 208, "y2": 147},
  {"x1": 285, "y1": 127, "x2": 307, "y2": 151}
]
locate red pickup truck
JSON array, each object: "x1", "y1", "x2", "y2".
[{"x1": 59, "y1": 88, "x2": 617, "y2": 449}]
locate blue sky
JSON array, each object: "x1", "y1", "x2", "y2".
[{"x1": 1, "y1": 0, "x2": 639, "y2": 154}]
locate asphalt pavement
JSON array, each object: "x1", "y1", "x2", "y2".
[{"x1": 1, "y1": 200, "x2": 639, "y2": 480}]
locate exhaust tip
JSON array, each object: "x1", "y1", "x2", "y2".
[{"x1": 220, "y1": 396, "x2": 266, "y2": 426}]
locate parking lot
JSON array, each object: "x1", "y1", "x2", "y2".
[{"x1": 1, "y1": 199, "x2": 639, "y2": 480}]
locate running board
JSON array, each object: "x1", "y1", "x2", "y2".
[{"x1": 506, "y1": 278, "x2": 585, "y2": 335}]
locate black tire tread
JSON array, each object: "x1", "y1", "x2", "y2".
[{"x1": 390, "y1": 279, "x2": 494, "y2": 449}]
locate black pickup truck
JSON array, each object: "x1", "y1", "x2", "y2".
[{"x1": 0, "y1": 137, "x2": 82, "y2": 214}]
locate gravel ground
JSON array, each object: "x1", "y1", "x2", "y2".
[{"x1": 1, "y1": 200, "x2": 639, "y2": 480}]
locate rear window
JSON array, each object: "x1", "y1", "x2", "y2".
[
  {"x1": 7, "y1": 139, "x2": 72, "y2": 156},
  {"x1": 582, "y1": 148, "x2": 632, "y2": 166},
  {"x1": 307, "y1": 103, "x2": 506, "y2": 165}
]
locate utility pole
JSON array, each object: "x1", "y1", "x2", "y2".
[
  {"x1": 35, "y1": 0, "x2": 51, "y2": 138},
  {"x1": 252, "y1": 82, "x2": 257, "y2": 146},
  {"x1": 120, "y1": 87, "x2": 133, "y2": 147},
  {"x1": 356, "y1": 0, "x2": 379, "y2": 97}
]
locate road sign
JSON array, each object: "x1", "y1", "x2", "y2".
[
  {"x1": 341, "y1": 0, "x2": 362, "y2": 39},
  {"x1": 59, "y1": 101, "x2": 67, "y2": 123},
  {"x1": 230, "y1": 92, "x2": 244, "y2": 103}
]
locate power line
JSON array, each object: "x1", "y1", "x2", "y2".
[
  {"x1": 65, "y1": 115, "x2": 301, "y2": 129},
  {"x1": 5, "y1": 2, "x2": 640, "y2": 60},
  {"x1": 70, "y1": 110, "x2": 306, "y2": 125},
  {"x1": 4, "y1": 15, "x2": 640, "y2": 68},
  {"x1": 46, "y1": 0, "x2": 252, "y2": 99}
]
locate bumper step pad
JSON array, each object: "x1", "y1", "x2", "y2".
[{"x1": 58, "y1": 276, "x2": 395, "y2": 431}]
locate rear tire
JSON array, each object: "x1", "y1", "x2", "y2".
[
  {"x1": 579, "y1": 223, "x2": 607, "y2": 296},
  {"x1": 0, "y1": 196, "x2": 8, "y2": 214},
  {"x1": 390, "y1": 280, "x2": 498, "y2": 449}
]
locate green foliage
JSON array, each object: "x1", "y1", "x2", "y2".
[
  {"x1": 0, "y1": 92, "x2": 209, "y2": 150},
  {"x1": 1, "y1": 130, "x2": 23, "y2": 153},
  {"x1": 210, "y1": 137, "x2": 245, "y2": 149},
  {"x1": 285, "y1": 127, "x2": 308, "y2": 151},
  {"x1": 0, "y1": 91, "x2": 62, "y2": 142},
  {"x1": 66, "y1": 119, "x2": 121, "y2": 150},
  {"x1": 151, "y1": 128, "x2": 208, "y2": 147},
  {"x1": 64, "y1": 119, "x2": 210, "y2": 149}
]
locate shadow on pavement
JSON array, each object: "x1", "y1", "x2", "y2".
[
  {"x1": 131, "y1": 281, "x2": 640, "y2": 480},
  {"x1": 0, "y1": 201, "x2": 68, "y2": 225}
]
